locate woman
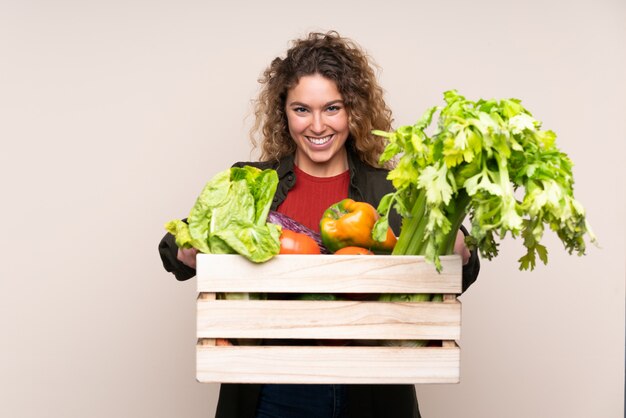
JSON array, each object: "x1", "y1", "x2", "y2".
[{"x1": 159, "y1": 31, "x2": 480, "y2": 418}]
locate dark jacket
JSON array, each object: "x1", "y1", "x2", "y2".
[{"x1": 158, "y1": 147, "x2": 480, "y2": 418}]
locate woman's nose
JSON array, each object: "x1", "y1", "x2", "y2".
[{"x1": 310, "y1": 112, "x2": 325, "y2": 134}]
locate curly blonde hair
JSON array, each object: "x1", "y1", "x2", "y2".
[{"x1": 250, "y1": 31, "x2": 393, "y2": 168}]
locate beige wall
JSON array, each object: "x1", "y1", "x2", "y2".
[{"x1": 1, "y1": 0, "x2": 624, "y2": 417}]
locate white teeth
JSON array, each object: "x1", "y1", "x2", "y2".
[{"x1": 307, "y1": 135, "x2": 332, "y2": 145}]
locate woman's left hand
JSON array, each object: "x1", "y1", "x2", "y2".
[{"x1": 454, "y1": 230, "x2": 471, "y2": 265}]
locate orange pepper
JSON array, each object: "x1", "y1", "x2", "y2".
[{"x1": 320, "y1": 199, "x2": 396, "y2": 253}]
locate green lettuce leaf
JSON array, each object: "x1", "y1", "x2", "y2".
[
  {"x1": 213, "y1": 221, "x2": 281, "y2": 263},
  {"x1": 165, "y1": 166, "x2": 281, "y2": 263}
]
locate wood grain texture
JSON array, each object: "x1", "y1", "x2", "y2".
[
  {"x1": 196, "y1": 254, "x2": 462, "y2": 293},
  {"x1": 196, "y1": 344, "x2": 460, "y2": 384},
  {"x1": 197, "y1": 299, "x2": 461, "y2": 340},
  {"x1": 194, "y1": 254, "x2": 463, "y2": 384}
]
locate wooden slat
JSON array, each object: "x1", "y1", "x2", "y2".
[
  {"x1": 195, "y1": 254, "x2": 463, "y2": 384},
  {"x1": 197, "y1": 300, "x2": 461, "y2": 340},
  {"x1": 196, "y1": 344, "x2": 460, "y2": 384},
  {"x1": 196, "y1": 254, "x2": 462, "y2": 294}
]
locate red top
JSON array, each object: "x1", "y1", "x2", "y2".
[{"x1": 277, "y1": 165, "x2": 350, "y2": 233}]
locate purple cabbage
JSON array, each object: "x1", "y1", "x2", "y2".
[{"x1": 267, "y1": 211, "x2": 330, "y2": 254}]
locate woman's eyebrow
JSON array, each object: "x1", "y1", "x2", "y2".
[{"x1": 287, "y1": 99, "x2": 344, "y2": 107}]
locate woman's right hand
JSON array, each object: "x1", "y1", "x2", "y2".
[{"x1": 177, "y1": 247, "x2": 199, "y2": 269}]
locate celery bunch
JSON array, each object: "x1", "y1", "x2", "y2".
[{"x1": 373, "y1": 90, "x2": 596, "y2": 271}]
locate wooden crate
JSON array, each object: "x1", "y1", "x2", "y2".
[{"x1": 196, "y1": 254, "x2": 462, "y2": 384}]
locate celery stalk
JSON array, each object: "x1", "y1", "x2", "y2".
[{"x1": 372, "y1": 90, "x2": 596, "y2": 271}]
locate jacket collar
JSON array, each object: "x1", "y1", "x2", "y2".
[
  {"x1": 274, "y1": 152, "x2": 296, "y2": 180},
  {"x1": 272, "y1": 142, "x2": 367, "y2": 200},
  {"x1": 346, "y1": 149, "x2": 364, "y2": 200}
]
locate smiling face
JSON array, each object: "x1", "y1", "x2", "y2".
[{"x1": 285, "y1": 74, "x2": 350, "y2": 177}]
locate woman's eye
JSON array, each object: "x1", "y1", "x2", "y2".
[
  {"x1": 293, "y1": 106, "x2": 308, "y2": 113},
  {"x1": 327, "y1": 105, "x2": 340, "y2": 112}
]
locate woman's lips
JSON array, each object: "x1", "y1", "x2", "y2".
[{"x1": 306, "y1": 134, "x2": 333, "y2": 146}]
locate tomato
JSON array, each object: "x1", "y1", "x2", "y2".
[
  {"x1": 279, "y1": 229, "x2": 321, "y2": 254},
  {"x1": 333, "y1": 246, "x2": 374, "y2": 255}
]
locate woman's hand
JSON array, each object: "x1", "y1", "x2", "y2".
[
  {"x1": 454, "y1": 230, "x2": 471, "y2": 265},
  {"x1": 177, "y1": 247, "x2": 199, "y2": 269}
]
